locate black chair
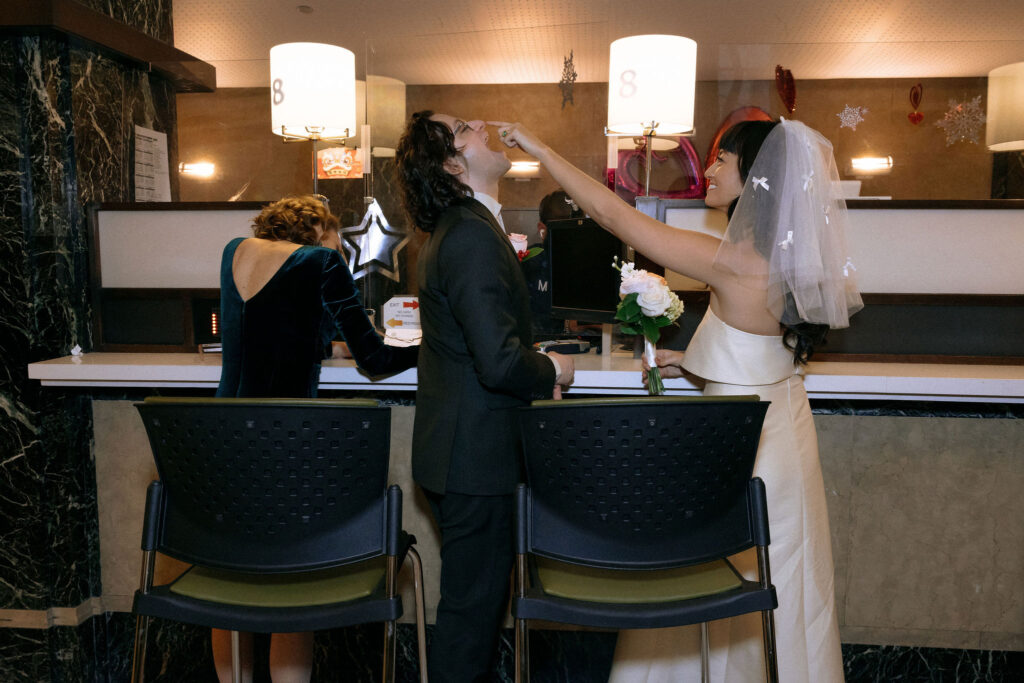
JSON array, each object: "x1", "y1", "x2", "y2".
[
  {"x1": 513, "y1": 396, "x2": 778, "y2": 683},
  {"x1": 129, "y1": 397, "x2": 427, "y2": 683}
]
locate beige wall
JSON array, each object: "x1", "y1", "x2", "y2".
[{"x1": 177, "y1": 76, "x2": 994, "y2": 214}]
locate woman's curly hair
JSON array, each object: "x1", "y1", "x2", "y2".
[
  {"x1": 252, "y1": 195, "x2": 338, "y2": 245},
  {"x1": 395, "y1": 111, "x2": 473, "y2": 233}
]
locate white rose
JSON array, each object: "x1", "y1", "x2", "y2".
[
  {"x1": 509, "y1": 233, "x2": 529, "y2": 254},
  {"x1": 619, "y1": 268, "x2": 652, "y2": 296},
  {"x1": 637, "y1": 285, "x2": 673, "y2": 317}
]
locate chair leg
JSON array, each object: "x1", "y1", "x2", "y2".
[
  {"x1": 761, "y1": 610, "x2": 779, "y2": 683},
  {"x1": 382, "y1": 620, "x2": 398, "y2": 683},
  {"x1": 700, "y1": 621, "x2": 710, "y2": 683},
  {"x1": 231, "y1": 631, "x2": 242, "y2": 683},
  {"x1": 515, "y1": 618, "x2": 530, "y2": 683},
  {"x1": 130, "y1": 614, "x2": 149, "y2": 683},
  {"x1": 406, "y1": 547, "x2": 428, "y2": 683}
]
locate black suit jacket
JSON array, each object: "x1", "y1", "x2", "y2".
[{"x1": 413, "y1": 197, "x2": 556, "y2": 495}]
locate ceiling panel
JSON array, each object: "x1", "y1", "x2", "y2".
[{"x1": 171, "y1": 0, "x2": 1024, "y2": 87}]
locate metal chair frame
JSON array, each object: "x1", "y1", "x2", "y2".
[
  {"x1": 128, "y1": 397, "x2": 427, "y2": 683},
  {"x1": 512, "y1": 396, "x2": 779, "y2": 683}
]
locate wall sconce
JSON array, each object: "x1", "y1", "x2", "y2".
[
  {"x1": 850, "y1": 155, "x2": 894, "y2": 176},
  {"x1": 505, "y1": 160, "x2": 540, "y2": 181},
  {"x1": 606, "y1": 34, "x2": 697, "y2": 196},
  {"x1": 178, "y1": 162, "x2": 215, "y2": 179},
  {"x1": 269, "y1": 42, "x2": 356, "y2": 194},
  {"x1": 986, "y1": 61, "x2": 1024, "y2": 152}
]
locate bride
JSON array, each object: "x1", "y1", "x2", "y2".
[{"x1": 493, "y1": 117, "x2": 860, "y2": 682}]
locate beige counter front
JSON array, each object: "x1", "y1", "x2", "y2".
[{"x1": 29, "y1": 353, "x2": 1024, "y2": 651}]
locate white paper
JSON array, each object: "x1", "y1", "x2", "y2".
[{"x1": 133, "y1": 125, "x2": 171, "y2": 202}]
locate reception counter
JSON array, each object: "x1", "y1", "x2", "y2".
[
  {"x1": 28, "y1": 351, "x2": 1024, "y2": 402},
  {"x1": 25, "y1": 351, "x2": 1024, "y2": 655}
]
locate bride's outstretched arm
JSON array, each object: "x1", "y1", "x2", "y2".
[{"x1": 490, "y1": 120, "x2": 723, "y2": 286}]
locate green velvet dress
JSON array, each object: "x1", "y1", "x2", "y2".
[{"x1": 216, "y1": 237, "x2": 417, "y2": 398}]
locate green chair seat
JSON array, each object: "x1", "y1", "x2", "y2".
[
  {"x1": 169, "y1": 556, "x2": 387, "y2": 608},
  {"x1": 535, "y1": 556, "x2": 742, "y2": 604}
]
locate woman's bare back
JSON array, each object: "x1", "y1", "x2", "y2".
[{"x1": 231, "y1": 238, "x2": 304, "y2": 302}]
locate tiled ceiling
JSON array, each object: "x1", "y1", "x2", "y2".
[{"x1": 172, "y1": 0, "x2": 1024, "y2": 88}]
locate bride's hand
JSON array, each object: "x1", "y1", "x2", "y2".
[
  {"x1": 641, "y1": 349, "x2": 686, "y2": 382},
  {"x1": 488, "y1": 121, "x2": 547, "y2": 158}
]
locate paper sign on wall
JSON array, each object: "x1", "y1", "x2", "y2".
[{"x1": 383, "y1": 296, "x2": 420, "y2": 329}]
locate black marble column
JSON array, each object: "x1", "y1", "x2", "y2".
[{"x1": 0, "y1": 0, "x2": 178, "y2": 680}]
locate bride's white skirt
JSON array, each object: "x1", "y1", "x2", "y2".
[{"x1": 609, "y1": 376, "x2": 844, "y2": 683}]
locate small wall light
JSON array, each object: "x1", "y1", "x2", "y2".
[
  {"x1": 505, "y1": 160, "x2": 540, "y2": 181},
  {"x1": 178, "y1": 162, "x2": 216, "y2": 178},
  {"x1": 849, "y1": 156, "x2": 893, "y2": 175}
]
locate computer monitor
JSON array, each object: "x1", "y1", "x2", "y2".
[{"x1": 547, "y1": 217, "x2": 624, "y2": 324}]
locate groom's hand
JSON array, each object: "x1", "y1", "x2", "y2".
[{"x1": 547, "y1": 351, "x2": 575, "y2": 388}]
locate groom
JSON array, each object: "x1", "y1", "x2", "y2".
[{"x1": 396, "y1": 111, "x2": 574, "y2": 682}]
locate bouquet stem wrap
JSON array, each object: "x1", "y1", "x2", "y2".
[{"x1": 643, "y1": 337, "x2": 664, "y2": 395}]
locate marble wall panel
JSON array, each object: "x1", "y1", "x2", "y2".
[
  {"x1": 0, "y1": 35, "x2": 95, "y2": 613},
  {"x1": 0, "y1": 0, "x2": 179, "y2": 676},
  {"x1": 74, "y1": 0, "x2": 173, "y2": 42}
]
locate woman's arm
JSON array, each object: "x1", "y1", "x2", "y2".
[
  {"x1": 491, "y1": 121, "x2": 725, "y2": 287},
  {"x1": 321, "y1": 250, "x2": 418, "y2": 376}
]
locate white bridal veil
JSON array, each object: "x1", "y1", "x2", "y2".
[{"x1": 713, "y1": 119, "x2": 864, "y2": 328}]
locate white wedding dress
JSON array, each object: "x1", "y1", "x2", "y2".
[{"x1": 609, "y1": 307, "x2": 844, "y2": 683}]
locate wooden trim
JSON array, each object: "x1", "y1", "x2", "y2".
[
  {"x1": 92, "y1": 201, "x2": 272, "y2": 212},
  {"x1": 846, "y1": 199, "x2": 1024, "y2": 210},
  {"x1": 645, "y1": 198, "x2": 1024, "y2": 211},
  {"x1": 0, "y1": 0, "x2": 215, "y2": 92},
  {"x1": 859, "y1": 293, "x2": 1024, "y2": 306},
  {"x1": 814, "y1": 353, "x2": 1024, "y2": 365}
]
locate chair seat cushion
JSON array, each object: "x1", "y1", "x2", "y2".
[
  {"x1": 535, "y1": 556, "x2": 742, "y2": 604},
  {"x1": 169, "y1": 556, "x2": 386, "y2": 608}
]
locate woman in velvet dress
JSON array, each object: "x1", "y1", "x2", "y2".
[
  {"x1": 493, "y1": 119, "x2": 861, "y2": 682},
  {"x1": 213, "y1": 195, "x2": 418, "y2": 682}
]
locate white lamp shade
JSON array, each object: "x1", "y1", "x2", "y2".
[
  {"x1": 270, "y1": 42, "x2": 356, "y2": 140},
  {"x1": 607, "y1": 35, "x2": 696, "y2": 136},
  {"x1": 986, "y1": 61, "x2": 1024, "y2": 152}
]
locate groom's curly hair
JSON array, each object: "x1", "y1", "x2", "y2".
[{"x1": 395, "y1": 110, "x2": 473, "y2": 233}]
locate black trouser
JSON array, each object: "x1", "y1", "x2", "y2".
[{"x1": 425, "y1": 489, "x2": 514, "y2": 683}]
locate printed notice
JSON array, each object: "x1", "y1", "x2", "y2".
[{"x1": 134, "y1": 125, "x2": 171, "y2": 202}]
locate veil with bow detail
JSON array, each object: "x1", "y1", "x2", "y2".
[{"x1": 712, "y1": 119, "x2": 863, "y2": 328}]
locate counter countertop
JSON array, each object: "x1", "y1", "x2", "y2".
[{"x1": 27, "y1": 352, "x2": 1024, "y2": 402}]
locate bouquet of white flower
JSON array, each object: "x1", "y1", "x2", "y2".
[{"x1": 613, "y1": 257, "x2": 683, "y2": 395}]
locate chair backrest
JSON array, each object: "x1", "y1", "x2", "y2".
[
  {"x1": 517, "y1": 396, "x2": 769, "y2": 570},
  {"x1": 135, "y1": 397, "x2": 393, "y2": 572}
]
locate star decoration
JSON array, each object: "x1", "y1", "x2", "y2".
[
  {"x1": 339, "y1": 198, "x2": 410, "y2": 282},
  {"x1": 559, "y1": 50, "x2": 577, "y2": 110},
  {"x1": 934, "y1": 96, "x2": 986, "y2": 146},
  {"x1": 837, "y1": 105, "x2": 868, "y2": 130}
]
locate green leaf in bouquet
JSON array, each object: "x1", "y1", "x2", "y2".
[
  {"x1": 616, "y1": 293, "x2": 642, "y2": 322},
  {"x1": 619, "y1": 323, "x2": 640, "y2": 336},
  {"x1": 641, "y1": 317, "x2": 661, "y2": 343}
]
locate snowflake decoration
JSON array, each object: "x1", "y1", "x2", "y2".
[
  {"x1": 837, "y1": 104, "x2": 868, "y2": 130},
  {"x1": 934, "y1": 96, "x2": 986, "y2": 146},
  {"x1": 559, "y1": 50, "x2": 577, "y2": 109}
]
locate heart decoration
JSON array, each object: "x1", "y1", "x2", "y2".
[
  {"x1": 908, "y1": 83, "x2": 924, "y2": 125},
  {"x1": 775, "y1": 65, "x2": 796, "y2": 115}
]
